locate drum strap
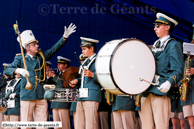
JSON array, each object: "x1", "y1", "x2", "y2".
[
  {"x1": 6, "y1": 78, "x2": 21, "y2": 94},
  {"x1": 152, "y1": 38, "x2": 174, "y2": 52},
  {"x1": 79, "y1": 56, "x2": 96, "y2": 74},
  {"x1": 80, "y1": 56, "x2": 96, "y2": 89}
]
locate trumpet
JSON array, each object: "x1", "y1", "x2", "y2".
[
  {"x1": 13, "y1": 21, "x2": 33, "y2": 90},
  {"x1": 180, "y1": 53, "x2": 191, "y2": 101}
]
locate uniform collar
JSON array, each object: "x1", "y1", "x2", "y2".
[
  {"x1": 60, "y1": 70, "x2": 65, "y2": 74},
  {"x1": 89, "y1": 53, "x2": 96, "y2": 60},
  {"x1": 27, "y1": 53, "x2": 33, "y2": 59},
  {"x1": 159, "y1": 35, "x2": 170, "y2": 46}
]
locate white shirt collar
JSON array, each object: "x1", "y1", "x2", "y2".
[
  {"x1": 89, "y1": 53, "x2": 96, "y2": 60},
  {"x1": 27, "y1": 53, "x2": 34, "y2": 59},
  {"x1": 160, "y1": 35, "x2": 170, "y2": 45},
  {"x1": 60, "y1": 70, "x2": 65, "y2": 74}
]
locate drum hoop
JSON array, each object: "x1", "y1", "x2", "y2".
[
  {"x1": 95, "y1": 39, "x2": 121, "y2": 92},
  {"x1": 55, "y1": 88, "x2": 78, "y2": 92},
  {"x1": 109, "y1": 39, "x2": 156, "y2": 95}
]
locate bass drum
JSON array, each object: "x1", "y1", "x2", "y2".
[{"x1": 95, "y1": 39, "x2": 155, "y2": 95}]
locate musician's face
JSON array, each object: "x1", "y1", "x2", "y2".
[
  {"x1": 26, "y1": 41, "x2": 39, "y2": 55},
  {"x1": 154, "y1": 24, "x2": 170, "y2": 39},
  {"x1": 81, "y1": 46, "x2": 94, "y2": 57},
  {"x1": 57, "y1": 63, "x2": 67, "y2": 72},
  {"x1": 46, "y1": 66, "x2": 50, "y2": 70}
]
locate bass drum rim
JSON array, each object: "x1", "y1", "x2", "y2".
[
  {"x1": 95, "y1": 39, "x2": 124, "y2": 95},
  {"x1": 109, "y1": 38, "x2": 156, "y2": 95}
]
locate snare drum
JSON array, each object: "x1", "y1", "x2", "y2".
[
  {"x1": 95, "y1": 39, "x2": 155, "y2": 95},
  {"x1": 52, "y1": 88, "x2": 79, "y2": 102}
]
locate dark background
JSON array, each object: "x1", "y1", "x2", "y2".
[{"x1": 0, "y1": 0, "x2": 193, "y2": 73}]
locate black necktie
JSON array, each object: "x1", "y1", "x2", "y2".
[
  {"x1": 156, "y1": 40, "x2": 160, "y2": 48},
  {"x1": 85, "y1": 59, "x2": 90, "y2": 65},
  {"x1": 32, "y1": 56, "x2": 37, "y2": 60},
  {"x1": 59, "y1": 71, "x2": 63, "y2": 75}
]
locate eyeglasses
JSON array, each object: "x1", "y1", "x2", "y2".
[
  {"x1": 155, "y1": 24, "x2": 168, "y2": 28},
  {"x1": 155, "y1": 24, "x2": 160, "y2": 28},
  {"x1": 28, "y1": 43, "x2": 39, "y2": 47}
]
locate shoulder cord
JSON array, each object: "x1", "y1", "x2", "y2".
[
  {"x1": 6, "y1": 78, "x2": 21, "y2": 93},
  {"x1": 34, "y1": 50, "x2": 46, "y2": 90}
]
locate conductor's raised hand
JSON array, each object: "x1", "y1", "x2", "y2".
[
  {"x1": 83, "y1": 69, "x2": 94, "y2": 78},
  {"x1": 63, "y1": 23, "x2": 76, "y2": 38}
]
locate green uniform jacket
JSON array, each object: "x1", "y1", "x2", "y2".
[
  {"x1": 3, "y1": 37, "x2": 67, "y2": 101},
  {"x1": 4, "y1": 79, "x2": 21, "y2": 116},
  {"x1": 112, "y1": 95, "x2": 136, "y2": 111},
  {"x1": 70, "y1": 102, "x2": 77, "y2": 112},
  {"x1": 171, "y1": 86, "x2": 182, "y2": 113},
  {"x1": 51, "y1": 72, "x2": 71, "y2": 109},
  {"x1": 181, "y1": 60, "x2": 194, "y2": 106},
  {"x1": 78, "y1": 56, "x2": 101, "y2": 102},
  {"x1": 142, "y1": 39, "x2": 183, "y2": 98}
]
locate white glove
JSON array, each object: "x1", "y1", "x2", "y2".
[
  {"x1": 157, "y1": 81, "x2": 171, "y2": 93},
  {"x1": 15, "y1": 68, "x2": 29, "y2": 77},
  {"x1": 63, "y1": 23, "x2": 76, "y2": 38},
  {"x1": 9, "y1": 93, "x2": 16, "y2": 99}
]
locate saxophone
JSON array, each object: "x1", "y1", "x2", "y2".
[{"x1": 180, "y1": 55, "x2": 191, "y2": 101}]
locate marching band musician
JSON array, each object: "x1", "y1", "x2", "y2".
[
  {"x1": 69, "y1": 37, "x2": 101, "y2": 129},
  {"x1": 45, "y1": 61, "x2": 55, "y2": 85},
  {"x1": 48, "y1": 56, "x2": 72, "y2": 129},
  {"x1": 0, "y1": 63, "x2": 12, "y2": 129},
  {"x1": 4, "y1": 73, "x2": 21, "y2": 129},
  {"x1": 97, "y1": 89, "x2": 110, "y2": 129},
  {"x1": 45, "y1": 61, "x2": 55, "y2": 121},
  {"x1": 180, "y1": 39, "x2": 194, "y2": 128},
  {"x1": 170, "y1": 84, "x2": 189, "y2": 129},
  {"x1": 70, "y1": 53, "x2": 87, "y2": 129},
  {"x1": 3, "y1": 23, "x2": 76, "y2": 126},
  {"x1": 112, "y1": 95, "x2": 138, "y2": 129},
  {"x1": 138, "y1": 13, "x2": 183, "y2": 129},
  {"x1": 46, "y1": 61, "x2": 52, "y2": 69}
]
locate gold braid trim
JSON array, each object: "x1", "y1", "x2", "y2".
[
  {"x1": 171, "y1": 76, "x2": 176, "y2": 85},
  {"x1": 81, "y1": 42, "x2": 91, "y2": 45},
  {"x1": 34, "y1": 50, "x2": 46, "y2": 90},
  {"x1": 155, "y1": 20, "x2": 168, "y2": 25}
]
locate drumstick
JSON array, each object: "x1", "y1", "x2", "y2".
[
  {"x1": 74, "y1": 52, "x2": 84, "y2": 70},
  {"x1": 58, "y1": 77, "x2": 75, "y2": 86},
  {"x1": 139, "y1": 77, "x2": 159, "y2": 87}
]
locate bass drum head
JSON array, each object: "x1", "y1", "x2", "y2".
[{"x1": 110, "y1": 39, "x2": 155, "y2": 95}]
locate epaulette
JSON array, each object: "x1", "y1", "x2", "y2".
[
  {"x1": 38, "y1": 49, "x2": 41, "y2": 51},
  {"x1": 16, "y1": 53, "x2": 22, "y2": 56}
]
